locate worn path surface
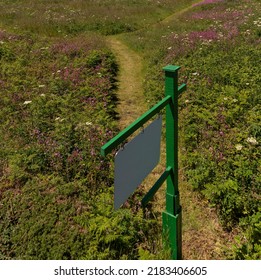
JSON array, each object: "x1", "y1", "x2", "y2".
[{"x1": 106, "y1": 36, "x2": 145, "y2": 130}]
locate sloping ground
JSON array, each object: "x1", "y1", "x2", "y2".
[{"x1": 108, "y1": 1, "x2": 236, "y2": 259}]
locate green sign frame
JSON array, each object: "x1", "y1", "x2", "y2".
[{"x1": 100, "y1": 65, "x2": 186, "y2": 259}]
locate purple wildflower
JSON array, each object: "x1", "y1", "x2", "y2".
[{"x1": 188, "y1": 29, "x2": 219, "y2": 41}]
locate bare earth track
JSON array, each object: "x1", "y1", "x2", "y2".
[{"x1": 106, "y1": 36, "x2": 145, "y2": 130}]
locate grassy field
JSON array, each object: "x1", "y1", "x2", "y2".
[
  {"x1": 0, "y1": 0, "x2": 185, "y2": 260},
  {"x1": 0, "y1": 0, "x2": 260, "y2": 260},
  {"x1": 121, "y1": 0, "x2": 261, "y2": 259},
  {"x1": 0, "y1": 0, "x2": 197, "y2": 36}
]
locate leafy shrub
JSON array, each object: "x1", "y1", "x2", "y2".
[
  {"x1": 0, "y1": 31, "x2": 158, "y2": 259},
  {"x1": 142, "y1": 0, "x2": 261, "y2": 259}
]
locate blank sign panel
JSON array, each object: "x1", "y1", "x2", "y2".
[{"x1": 114, "y1": 116, "x2": 162, "y2": 209}]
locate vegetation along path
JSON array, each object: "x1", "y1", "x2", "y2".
[{"x1": 107, "y1": 0, "x2": 235, "y2": 260}]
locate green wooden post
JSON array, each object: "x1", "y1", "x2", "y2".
[{"x1": 162, "y1": 65, "x2": 182, "y2": 260}]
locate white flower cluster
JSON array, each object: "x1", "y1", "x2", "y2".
[
  {"x1": 253, "y1": 18, "x2": 261, "y2": 27},
  {"x1": 235, "y1": 137, "x2": 259, "y2": 151},
  {"x1": 23, "y1": 100, "x2": 32, "y2": 105},
  {"x1": 235, "y1": 144, "x2": 243, "y2": 151},
  {"x1": 55, "y1": 117, "x2": 65, "y2": 122},
  {"x1": 246, "y1": 137, "x2": 258, "y2": 145}
]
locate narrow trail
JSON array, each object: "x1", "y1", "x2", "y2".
[
  {"x1": 106, "y1": 36, "x2": 145, "y2": 130},
  {"x1": 106, "y1": 35, "x2": 167, "y2": 213},
  {"x1": 152, "y1": 0, "x2": 203, "y2": 26},
  {"x1": 107, "y1": 0, "x2": 234, "y2": 260},
  {"x1": 107, "y1": 0, "x2": 205, "y2": 128}
]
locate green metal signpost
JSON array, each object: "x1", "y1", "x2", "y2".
[{"x1": 100, "y1": 65, "x2": 186, "y2": 259}]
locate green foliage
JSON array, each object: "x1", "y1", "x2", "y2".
[
  {"x1": 178, "y1": 43, "x2": 260, "y2": 258},
  {"x1": 231, "y1": 208, "x2": 261, "y2": 260},
  {"x1": 0, "y1": 31, "x2": 159, "y2": 259},
  {"x1": 177, "y1": 40, "x2": 260, "y2": 229},
  {"x1": 1, "y1": 0, "x2": 260, "y2": 261},
  {"x1": 0, "y1": 0, "x2": 197, "y2": 36},
  {"x1": 0, "y1": 173, "x2": 157, "y2": 259},
  {"x1": 142, "y1": 0, "x2": 261, "y2": 259}
]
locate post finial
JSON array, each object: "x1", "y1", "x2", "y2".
[{"x1": 163, "y1": 65, "x2": 181, "y2": 72}]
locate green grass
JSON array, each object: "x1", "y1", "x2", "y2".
[
  {"x1": 0, "y1": 30, "x2": 163, "y2": 259},
  {"x1": 0, "y1": 0, "x2": 260, "y2": 260},
  {"x1": 127, "y1": 0, "x2": 261, "y2": 259},
  {"x1": 0, "y1": 0, "x2": 198, "y2": 36}
]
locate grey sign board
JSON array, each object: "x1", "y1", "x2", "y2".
[{"x1": 114, "y1": 116, "x2": 162, "y2": 209}]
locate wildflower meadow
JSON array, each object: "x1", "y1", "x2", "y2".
[
  {"x1": 138, "y1": 0, "x2": 260, "y2": 259},
  {"x1": 0, "y1": 0, "x2": 260, "y2": 260}
]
